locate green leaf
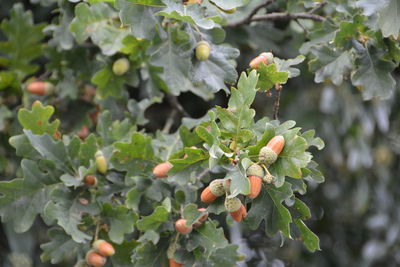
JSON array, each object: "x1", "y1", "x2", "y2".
[
  {"x1": 157, "y1": 0, "x2": 215, "y2": 29},
  {"x1": 289, "y1": 198, "x2": 311, "y2": 220},
  {"x1": 102, "y1": 203, "x2": 137, "y2": 244},
  {"x1": 301, "y1": 129, "x2": 325, "y2": 150},
  {"x1": 256, "y1": 63, "x2": 289, "y2": 91},
  {"x1": 208, "y1": 245, "x2": 241, "y2": 267},
  {"x1": 246, "y1": 184, "x2": 293, "y2": 238},
  {"x1": 294, "y1": 219, "x2": 320, "y2": 252},
  {"x1": 137, "y1": 229, "x2": 160, "y2": 245},
  {"x1": 136, "y1": 206, "x2": 169, "y2": 231},
  {"x1": 169, "y1": 147, "x2": 208, "y2": 174},
  {"x1": 187, "y1": 221, "x2": 229, "y2": 255},
  {"x1": 18, "y1": 102, "x2": 60, "y2": 135},
  {"x1": 209, "y1": 0, "x2": 247, "y2": 9},
  {"x1": 44, "y1": 186, "x2": 98, "y2": 243},
  {"x1": 91, "y1": 66, "x2": 126, "y2": 99},
  {"x1": 117, "y1": 0, "x2": 161, "y2": 40},
  {"x1": 24, "y1": 131, "x2": 74, "y2": 174},
  {"x1": 113, "y1": 132, "x2": 155, "y2": 163},
  {"x1": 70, "y1": 2, "x2": 129, "y2": 55},
  {"x1": 40, "y1": 228, "x2": 80, "y2": 264},
  {"x1": 0, "y1": 159, "x2": 61, "y2": 233},
  {"x1": 274, "y1": 55, "x2": 305, "y2": 78},
  {"x1": 182, "y1": 203, "x2": 203, "y2": 226},
  {"x1": 0, "y1": 3, "x2": 46, "y2": 80},
  {"x1": 309, "y1": 47, "x2": 353, "y2": 86},
  {"x1": 132, "y1": 242, "x2": 166, "y2": 266},
  {"x1": 351, "y1": 43, "x2": 396, "y2": 100}
]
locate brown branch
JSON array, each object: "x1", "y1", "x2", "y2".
[
  {"x1": 166, "y1": 94, "x2": 190, "y2": 117},
  {"x1": 228, "y1": 0, "x2": 276, "y2": 27},
  {"x1": 228, "y1": 6, "x2": 326, "y2": 27},
  {"x1": 273, "y1": 84, "x2": 282, "y2": 120}
]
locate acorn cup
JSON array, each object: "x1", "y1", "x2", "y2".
[
  {"x1": 200, "y1": 179, "x2": 226, "y2": 203},
  {"x1": 259, "y1": 135, "x2": 285, "y2": 166},
  {"x1": 153, "y1": 162, "x2": 173, "y2": 178},
  {"x1": 246, "y1": 164, "x2": 265, "y2": 199},
  {"x1": 225, "y1": 197, "x2": 247, "y2": 222}
]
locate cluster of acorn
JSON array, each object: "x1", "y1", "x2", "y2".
[
  {"x1": 85, "y1": 240, "x2": 115, "y2": 267},
  {"x1": 200, "y1": 136, "x2": 285, "y2": 222}
]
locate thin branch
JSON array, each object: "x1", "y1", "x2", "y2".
[
  {"x1": 229, "y1": 0, "x2": 276, "y2": 27},
  {"x1": 228, "y1": 7, "x2": 326, "y2": 27},
  {"x1": 273, "y1": 84, "x2": 282, "y2": 120},
  {"x1": 162, "y1": 109, "x2": 178, "y2": 134},
  {"x1": 166, "y1": 94, "x2": 190, "y2": 117},
  {"x1": 250, "y1": 12, "x2": 326, "y2": 23}
]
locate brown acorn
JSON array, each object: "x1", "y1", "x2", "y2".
[{"x1": 175, "y1": 218, "x2": 192, "y2": 234}]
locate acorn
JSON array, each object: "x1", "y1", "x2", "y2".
[
  {"x1": 93, "y1": 239, "x2": 115, "y2": 257},
  {"x1": 195, "y1": 41, "x2": 211, "y2": 61},
  {"x1": 95, "y1": 150, "x2": 108, "y2": 174},
  {"x1": 193, "y1": 208, "x2": 209, "y2": 227},
  {"x1": 225, "y1": 197, "x2": 247, "y2": 222},
  {"x1": 200, "y1": 179, "x2": 225, "y2": 203},
  {"x1": 246, "y1": 164, "x2": 264, "y2": 198},
  {"x1": 152, "y1": 162, "x2": 173, "y2": 178},
  {"x1": 26, "y1": 81, "x2": 54, "y2": 96},
  {"x1": 175, "y1": 218, "x2": 192, "y2": 234},
  {"x1": 169, "y1": 258, "x2": 183, "y2": 267},
  {"x1": 112, "y1": 58, "x2": 130, "y2": 76},
  {"x1": 259, "y1": 136, "x2": 285, "y2": 165},
  {"x1": 85, "y1": 250, "x2": 106, "y2": 267},
  {"x1": 249, "y1": 52, "x2": 274, "y2": 69},
  {"x1": 84, "y1": 174, "x2": 97, "y2": 186}
]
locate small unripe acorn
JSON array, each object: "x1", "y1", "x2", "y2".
[
  {"x1": 153, "y1": 162, "x2": 173, "y2": 178},
  {"x1": 95, "y1": 150, "x2": 108, "y2": 174},
  {"x1": 246, "y1": 164, "x2": 264, "y2": 178},
  {"x1": 195, "y1": 41, "x2": 211, "y2": 61},
  {"x1": 93, "y1": 239, "x2": 115, "y2": 257},
  {"x1": 84, "y1": 174, "x2": 97, "y2": 186},
  {"x1": 85, "y1": 250, "x2": 106, "y2": 267},
  {"x1": 175, "y1": 218, "x2": 192, "y2": 234},
  {"x1": 259, "y1": 52, "x2": 274, "y2": 64},
  {"x1": 112, "y1": 58, "x2": 130, "y2": 76},
  {"x1": 27, "y1": 81, "x2": 54, "y2": 96}
]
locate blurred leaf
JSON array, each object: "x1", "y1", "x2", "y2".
[
  {"x1": 91, "y1": 66, "x2": 125, "y2": 98},
  {"x1": 102, "y1": 203, "x2": 137, "y2": 244},
  {"x1": 136, "y1": 206, "x2": 169, "y2": 231},
  {"x1": 187, "y1": 221, "x2": 229, "y2": 255},
  {"x1": 40, "y1": 228, "x2": 79, "y2": 264}
]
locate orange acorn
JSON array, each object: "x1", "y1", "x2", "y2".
[
  {"x1": 85, "y1": 250, "x2": 106, "y2": 267},
  {"x1": 200, "y1": 179, "x2": 225, "y2": 203},
  {"x1": 225, "y1": 197, "x2": 247, "y2": 222},
  {"x1": 169, "y1": 258, "x2": 183, "y2": 267},
  {"x1": 153, "y1": 162, "x2": 173, "y2": 178},
  {"x1": 246, "y1": 164, "x2": 264, "y2": 198},
  {"x1": 26, "y1": 81, "x2": 54, "y2": 96},
  {"x1": 230, "y1": 204, "x2": 247, "y2": 222},
  {"x1": 175, "y1": 218, "x2": 192, "y2": 234},
  {"x1": 193, "y1": 208, "x2": 209, "y2": 227},
  {"x1": 248, "y1": 176, "x2": 262, "y2": 199},
  {"x1": 249, "y1": 52, "x2": 274, "y2": 69},
  {"x1": 93, "y1": 239, "x2": 115, "y2": 257},
  {"x1": 84, "y1": 174, "x2": 97, "y2": 186},
  {"x1": 259, "y1": 135, "x2": 285, "y2": 165}
]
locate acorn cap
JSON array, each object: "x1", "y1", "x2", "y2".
[
  {"x1": 224, "y1": 197, "x2": 242, "y2": 212},
  {"x1": 258, "y1": 146, "x2": 277, "y2": 165},
  {"x1": 246, "y1": 164, "x2": 264, "y2": 178},
  {"x1": 209, "y1": 179, "x2": 225, "y2": 196}
]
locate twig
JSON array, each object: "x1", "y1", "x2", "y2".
[
  {"x1": 228, "y1": 10, "x2": 325, "y2": 27},
  {"x1": 198, "y1": 168, "x2": 211, "y2": 180},
  {"x1": 166, "y1": 94, "x2": 190, "y2": 117},
  {"x1": 162, "y1": 109, "x2": 178, "y2": 133},
  {"x1": 294, "y1": 19, "x2": 309, "y2": 34},
  {"x1": 94, "y1": 220, "x2": 101, "y2": 242},
  {"x1": 229, "y1": 0, "x2": 276, "y2": 27},
  {"x1": 273, "y1": 84, "x2": 282, "y2": 120}
]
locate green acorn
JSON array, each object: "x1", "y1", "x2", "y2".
[
  {"x1": 112, "y1": 58, "x2": 130, "y2": 76},
  {"x1": 195, "y1": 41, "x2": 211, "y2": 61}
]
